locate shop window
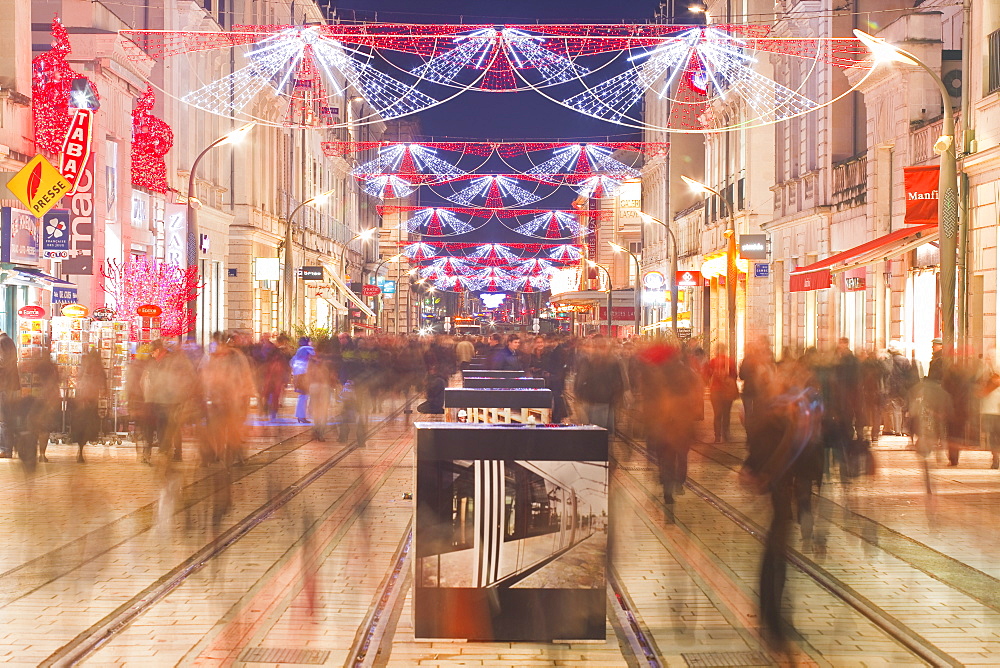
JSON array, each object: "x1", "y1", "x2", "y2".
[{"x1": 990, "y1": 29, "x2": 1000, "y2": 94}]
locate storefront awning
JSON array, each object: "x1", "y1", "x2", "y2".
[
  {"x1": 789, "y1": 223, "x2": 937, "y2": 292},
  {"x1": 2, "y1": 268, "x2": 77, "y2": 289},
  {"x1": 323, "y1": 268, "x2": 377, "y2": 320},
  {"x1": 550, "y1": 289, "x2": 635, "y2": 307}
]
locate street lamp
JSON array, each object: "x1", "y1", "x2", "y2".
[
  {"x1": 609, "y1": 241, "x2": 641, "y2": 337},
  {"x1": 186, "y1": 121, "x2": 255, "y2": 339},
  {"x1": 372, "y1": 253, "x2": 402, "y2": 331},
  {"x1": 336, "y1": 227, "x2": 377, "y2": 332},
  {"x1": 639, "y1": 212, "x2": 680, "y2": 338},
  {"x1": 587, "y1": 260, "x2": 614, "y2": 337},
  {"x1": 282, "y1": 188, "x2": 336, "y2": 332},
  {"x1": 854, "y1": 28, "x2": 958, "y2": 356},
  {"x1": 681, "y1": 174, "x2": 737, "y2": 359}
]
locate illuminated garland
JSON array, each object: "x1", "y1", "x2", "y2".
[
  {"x1": 121, "y1": 23, "x2": 872, "y2": 133},
  {"x1": 32, "y1": 17, "x2": 99, "y2": 155},
  {"x1": 131, "y1": 86, "x2": 174, "y2": 193}
]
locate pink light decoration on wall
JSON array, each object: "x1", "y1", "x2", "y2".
[
  {"x1": 32, "y1": 17, "x2": 99, "y2": 155},
  {"x1": 131, "y1": 86, "x2": 174, "y2": 193}
]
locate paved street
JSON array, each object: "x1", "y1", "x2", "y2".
[{"x1": 0, "y1": 392, "x2": 997, "y2": 666}]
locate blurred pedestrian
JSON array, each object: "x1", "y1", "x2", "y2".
[
  {"x1": 979, "y1": 352, "x2": 1000, "y2": 470},
  {"x1": 741, "y1": 362, "x2": 823, "y2": 652},
  {"x1": 573, "y1": 337, "x2": 625, "y2": 431},
  {"x1": 201, "y1": 334, "x2": 255, "y2": 465},
  {"x1": 290, "y1": 337, "x2": 315, "y2": 424},
  {"x1": 71, "y1": 351, "x2": 106, "y2": 463},
  {"x1": 306, "y1": 342, "x2": 335, "y2": 441},
  {"x1": 145, "y1": 342, "x2": 198, "y2": 461},
  {"x1": 706, "y1": 344, "x2": 738, "y2": 442},
  {"x1": 455, "y1": 336, "x2": 475, "y2": 370},
  {"x1": 0, "y1": 330, "x2": 20, "y2": 458},
  {"x1": 639, "y1": 343, "x2": 701, "y2": 504},
  {"x1": 31, "y1": 352, "x2": 61, "y2": 463}
]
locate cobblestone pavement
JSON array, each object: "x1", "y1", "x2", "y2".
[{"x1": 0, "y1": 393, "x2": 997, "y2": 666}]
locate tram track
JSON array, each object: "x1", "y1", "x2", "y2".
[
  {"x1": 40, "y1": 396, "x2": 416, "y2": 667},
  {"x1": 614, "y1": 430, "x2": 959, "y2": 667}
]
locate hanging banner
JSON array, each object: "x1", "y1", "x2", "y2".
[
  {"x1": 904, "y1": 166, "x2": 939, "y2": 225},
  {"x1": 61, "y1": 151, "x2": 96, "y2": 276},
  {"x1": 60, "y1": 109, "x2": 95, "y2": 194}
]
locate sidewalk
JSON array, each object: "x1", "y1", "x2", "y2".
[{"x1": 1, "y1": 392, "x2": 998, "y2": 665}]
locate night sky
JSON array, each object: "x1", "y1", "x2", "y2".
[{"x1": 336, "y1": 0, "x2": 665, "y2": 141}]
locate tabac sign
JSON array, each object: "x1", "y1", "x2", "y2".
[
  {"x1": 60, "y1": 109, "x2": 94, "y2": 194},
  {"x1": 5, "y1": 155, "x2": 71, "y2": 218}
]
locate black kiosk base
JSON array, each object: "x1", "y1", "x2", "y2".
[{"x1": 414, "y1": 423, "x2": 609, "y2": 641}]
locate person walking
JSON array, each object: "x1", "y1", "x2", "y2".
[
  {"x1": 0, "y1": 331, "x2": 20, "y2": 458},
  {"x1": 71, "y1": 351, "x2": 106, "y2": 463},
  {"x1": 290, "y1": 337, "x2": 315, "y2": 424},
  {"x1": 705, "y1": 344, "x2": 738, "y2": 442},
  {"x1": 979, "y1": 352, "x2": 1000, "y2": 470}
]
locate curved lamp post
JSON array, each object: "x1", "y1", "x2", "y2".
[
  {"x1": 854, "y1": 28, "x2": 958, "y2": 357},
  {"x1": 186, "y1": 121, "x2": 254, "y2": 338},
  {"x1": 282, "y1": 188, "x2": 336, "y2": 332},
  {"x1": 336, "y1": 228, "x2": 376, "y2": 331},
  {"x1": 587, "y1": 260, "x2": 614, "y2": 337},
  {"x1": 639, "y1": 212, "x2": 680, "y2": 337},
  {"x1": 681, "y1": 174, "x2": 736, "y2": 358},
  {"x1": 609, "y1": 241, "x2": 641, "y2": 337},
  {"x1": 372, "y1": 252, "x2": 402, "y2": 331}
]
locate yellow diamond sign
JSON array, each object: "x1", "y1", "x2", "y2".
[{"x1": 6, "y1": 154, "x2": 71, "y2": 217}]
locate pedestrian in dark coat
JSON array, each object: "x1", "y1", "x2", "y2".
[
  {"x1": 71, "y1": 351, "x2": 106, "y2": 462},
  {"x1": 0, "y1": 331, "x2": 20, "y2": 458}
]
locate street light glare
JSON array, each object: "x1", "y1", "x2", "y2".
[
  {"x1": 220, "y1": 121, "x2": 256, "y2": 145},
  {"x1": 680, "y1": 174, "x2": 713, "y2": 195},
  {"x1": 853, "y1": 29, "x2": 919, "y2": 66},
  {"x1": 608, "y1": 241, "x2": 627, "y2": 253}
]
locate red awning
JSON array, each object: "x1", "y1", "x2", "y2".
[{"x1": 789, "y1": 223, "x2": 937, "y2": 292}]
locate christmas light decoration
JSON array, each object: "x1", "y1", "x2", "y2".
[
  {"x1": 180, "y1": 26, "x2": 438, "y2": 124},
  {"x1": 363, "y1": 175, "x2": 418, "y2": 199},
  {"x1": 401, "y1": 242, "x2": 438, "y2": 260},
  {"x1": 122, "y1": 23, "x2": 871, "y2": 133},
  {"x1": 510, "y1": 210, "x2": 592, "y2": 238},
  {"x1": 548, "y1": 244, "x2": 584, "y2": 261},
  {"x1": 325, "y1": 140, "x2": 668, "y2": 159},
  {"x1": 102, "y1": 257, "x2": 200, "y2": 338},
  {"x1": 447, "y1": 175, "x2": 543, "y2": 207},
  {"x1": 131, "y1": 86, "x2": 174, "y2": 193},
  {"x1": 33, "y1": 17, "x2": 99, "y2": 155},
  {"x1": 412, "y1": 27, "x2": 588, "y2": 90},
  {"x1": 464, "y1": 243, "x2": 522, "y2": 266},
  {"x1": 352, "y1": 143, "x2": 467, "y2": 197},
  {"x1": 400, "y1": 208, "x2": 477, "y2": 235}
]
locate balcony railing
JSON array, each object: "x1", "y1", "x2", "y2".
[{"x1": 831, "y1": 155, "x2": 867, "y2": 211}]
